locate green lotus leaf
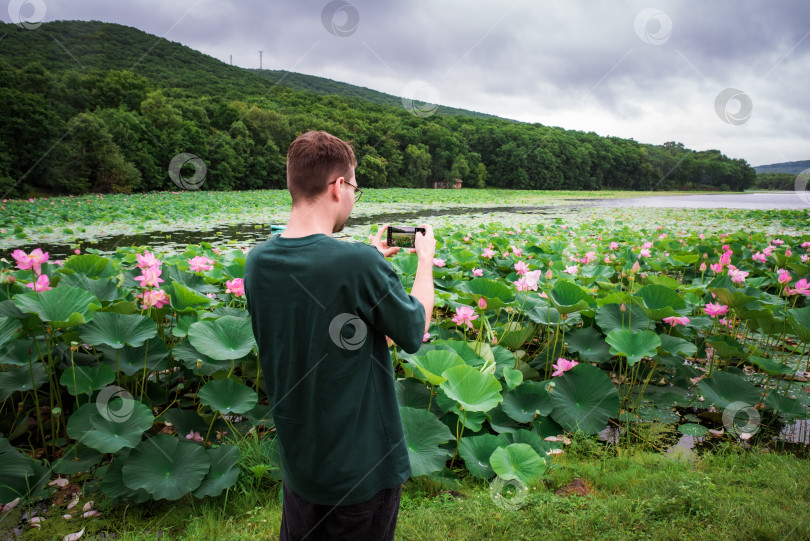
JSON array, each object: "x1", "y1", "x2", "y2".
[
  {"x1": 566, "y1": 326, "x2": 612, "y2": 363},
  {"x1": 172, "y1": 340, "x2": 234, "y2": 375},
  {"x1": 392, "y1": 253, "x2": 418, "y2": 276},
  {"x1": 78, "y1": 312, "x2": 157, "y2": 349},
  {"x1": 399, "y1": 406, "x2": 455, "y2": 477},
  {"x1": 188, "y1": 315, "x2": 257, "y2": 361},
  {"x1": 197, "y1": 378, "x2": 258, "y2": 415},
  {"x1": 193, "y1": 445, "x2": 241, "y2": 498},
  {"x1": 709, "y1": 287, "x2": 757, "y2": 309},
  {"x1": 549, "y1": 280, "x2": 593, "y2": 314},
  {"x1": 678, "y1": 423, "x2": 710, "y2": 437},
  {"x1": 605, "y1": 329, "x2": 662, "y2": 365},
  {"x1": 396, "y1": 377, "x2": 433, "y2": 410},
  {"x1": 766, "y1": 391, "x2": 809, "y2": 419},
  {"x1": 706, "y1": 335, "x2": 746, "y2": 359},
  {"x1": 58, "y1": 273, "x2": 119, "y2": 302},
  {"x1": 67, "y1": 399, "x2": 154, "y2": 453},
  {"x1": 502, "y1": 428, "x2": 554, "y2": 456},
  {"x1": 788, "y1": 306, "x2": 810, "y2": 343},
  {"x1": 13, "y1": 286, "x2": 98, "y2": 327},
  {"x1": 122, "y1": 434, "x2": 211, "y2": 500},
  {"x1": 408, "y1": 350, "x2": 466, "y2": 385},
  {"x1": 549, "y1": 363, "x2": 620, "y2": 434},
  {"x1": 101, "y1": 449, "x2": 151, "y2": 503},
  {"x1": 489, "y1": 443, "x2": 547, "y2": 488},
  {"x1": 163, "y1": 408, "x2": 209, "y2": 439},
  {"x1": 0, "y1": 437, "x2": 49, "y2": 504},
  {"x1": 497, "y1": 323, "x2": 536, "y2": 350},
  {"x1": 168, "y1": 281, "x2": 212, "y2": 313},
  {"x1": 59, "y1": 254, "x2": 118, "y2": 279},
  {"x1": 439, "y1": 365, "x2": 503, "y2": 412},
  {"x1": 0, "y1": 362, "x2": 48, "y2": 401},
  {"x1": 501, "y1": 381, "x2": 553, "y2": 423},
  {"x1": 59, "y1": 363, "x2": 116, "y2": 396},
  {"x1": 636, "y1": 284, "x2": 687, "y2": 320},
  {"x1": 0, "y1": 317, "x2": 22, "y2": 350},
  {"x1": 657, "y1": 334, "x2": 698, "y2": 357},
  {"x1": 457, "y1": 433, "x2": 507, "y2": 479},
  {"x1": 502, "y1": 366, "x2": 524, "y2": 390},
  {"x1": 52, "y1": 444, "x2": 102, "y2": 474},
  {"x1": 749, "y1": 356, "x2": 793, "y2": 377},
  {"x1": 595, "y1": 302, "x2": 651, "y2": 334},
  {"x1": 697, "y1": 372, "x2": 760, "y2": 409},
  {"x1": 0, "y1": 337, "x2": 46, "y2": 366},
  {"x1": 459, "y1": 278, "x2": 515, "y2": 309},
  {"x1": 97, "y1": 340, "x2": 169, "y2": 376}
]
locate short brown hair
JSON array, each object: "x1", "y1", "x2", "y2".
[{"x1": 286, "y1": 130, "x2": 357, "y2": 205}]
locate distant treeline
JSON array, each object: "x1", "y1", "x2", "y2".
[
  {"x1": 755, "y1": 173, "x2": 798, "y2": 191},
  {"x1": 0, "y1": 21, "x2": 756, "y2": 197}
]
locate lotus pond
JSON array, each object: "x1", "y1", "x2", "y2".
[{"x1": 0, "y1": 190, "x2": 809, "y2": 536}]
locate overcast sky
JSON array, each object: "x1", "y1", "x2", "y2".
[{"x1": 7, "y1": 0, "x2": 810, "y2": 166}]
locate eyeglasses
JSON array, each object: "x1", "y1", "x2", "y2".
[{"x1": 328, "y1": 178, "x2": 363, "y2": 203}]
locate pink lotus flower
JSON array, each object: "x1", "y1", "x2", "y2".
[
  {"x1": 511, "y1": 246, "x2": 522, "y2": 258},
  {"x1": 188, "y1": 256, "x2": 214, "y2": 272},
  {"x1": 630, "y1": 261, "x2": 640, "y2": 274},
  {"x1": 11, "y1": 248, "x2": 49, "y2": 275},
  {"x1": 704, "y1": 303, "x2": 729, "y2": 318},
  {"x1": 778, "y1": 271, "x2": 792, "y2": 284},
  {"x1": 802, "y1": 254, "x2": 809, "y2": 263},
  {"x1": 472, "y1": 268, "x2": 483, "y2": 277},
  {"x1": 794, "y1": 278, "x2": 809, "y2": 296},
  {"x1": 478, "y1": 297, "x2": 487, "y2": 310},
  {"x1": 639, "y1": 248, "x2": 651, "y2": 258},
  {"x1": 423, "y1": 332, "x2": 431, "y2": 342},
  {"x1": 663, "y1": 316, "x2": 690, "y2": 326},
  {"x1": 728, "y1": 268, "x2": 749, "y2": 284},
  {"x1": 642, "y1": 241, "x2": 653, "y2": 250},
  {"x1": 137, "y1": 288, "x2": 169, "y2": 309},
  {"x1": 710, "y1": 263, "x2": 724, "y2": 274},
  {"x1": 719, "y1": 251, "x2": 732, "y2": 266},
  {"x1": 451, "y1": 306, "x2": 478, "y2": 328},
  {"x1": 226, "y1": 278, "x2": 245, "y2": 297},
  {"x1": 74, "y1": 248, "x2": 81, "y2": 255},
  {"x1": 134, "y1": 266, "x2": 164, "y2": 288},
  {"x1": 136, "y1": 250, "x2": 161, "y2": 269},
  {"x1": 801, "y1": 241, "x2": 810, "y2": 249},
  {"x1": 752, "y1": 252, "x2": 766, "y2": 263},
  {"x1": 785, "y1": 248, "x2": 792, "y2": 257},
  {"x1": 25, "y1": 274, "x2": 51, "y2": 292},
  {"x1": 772, "y1": 239, "x2": 784, "y2": 245},
  {"x1": 514, "y1": 261, "x2": 529, "y2": 275},
  {"x1": 481, "y1": 248, "x2": 496, "y2": 259},
  {"x1": 699, "y1": 262, "x2": 707, "y2": 272},
  {"x1": 563, "y1": 265, "x2": 579, "y2": 275},
  {"x1": 552, "y1": 358, "x2": 578, "y2": 377},
  {"x1": 433, "y1": 258, "x2": 446, "y2": 267},
  {"x1": 514, "y1": 277, "x2": 530, "y2": 292},
  {"x1": 609, "y1": 242, "x2": 619, "y2": 250},
  {"x1": 538, "y1": 291, "x2": 548, "y2": 298},
  {"x1": 185, "y1": 430, "x2": 204, "y2": 443}
]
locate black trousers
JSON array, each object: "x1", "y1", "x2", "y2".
[{"x1": 279, "y1": 480, "x2": 402, "y2": 541}]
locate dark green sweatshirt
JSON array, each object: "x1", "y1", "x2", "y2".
[{"x1": 244, "y1": 233, "x2": 425, "y2": 505}]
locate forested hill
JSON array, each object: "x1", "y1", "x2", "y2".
[
  {"x1": 0, "y1": 20, "x2": 756, "y2": 197},
  {"x1": 248, "y1": 70, "x2": 501, "y2": 120},
  {"x1": 754, "y1": 160, "x2": 810, "y2": 175}
]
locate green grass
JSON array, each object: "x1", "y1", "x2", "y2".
[{"x1": 10, "y1": 443, "x2": 810, "y2": 541}]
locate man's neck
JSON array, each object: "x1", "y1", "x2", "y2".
[{"x1": 280, "y1": 209, "x2": 335, "y2": 238}]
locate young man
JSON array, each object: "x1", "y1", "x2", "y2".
[{"x1": 244, "y1": 130, "x2": 436, "y2": 540}]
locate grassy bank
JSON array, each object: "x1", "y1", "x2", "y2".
[{"x1": 7, "y1": 444, "x2": 809, "y2": 541}]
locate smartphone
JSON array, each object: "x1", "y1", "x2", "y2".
[{"x1": 387, "y1": 226, "x2": 426, "y2": 248}]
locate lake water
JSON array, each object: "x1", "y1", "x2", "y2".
[{"x1": 5, "y1": 191, "x2": 809, "y2": 260}]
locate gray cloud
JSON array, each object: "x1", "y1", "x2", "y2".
[{"x1": 15, "y1": 0, "x2": 810, "y2": 166}]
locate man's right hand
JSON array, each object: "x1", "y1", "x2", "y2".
[{"x1": 414, "y1": 224, "x2": 436, "y2": 263}]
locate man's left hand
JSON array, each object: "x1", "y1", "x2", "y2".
[{"x1": 370, "y1": 223, "x2": 400, "y2": 258}]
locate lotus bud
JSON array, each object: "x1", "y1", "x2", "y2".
[
  {"x1": 620, "y1": 303, "x2": 626, "y2": 312},
  {"x1": 545, "y1": 269, "x2": 553, "y2": 280},
  {"x1": 196, "y1": 359, "x2": 203, "y2": 369}
]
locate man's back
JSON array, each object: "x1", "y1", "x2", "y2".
[{"x1": 244, "y1": 232, "x2": 425, "y2": 506}]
